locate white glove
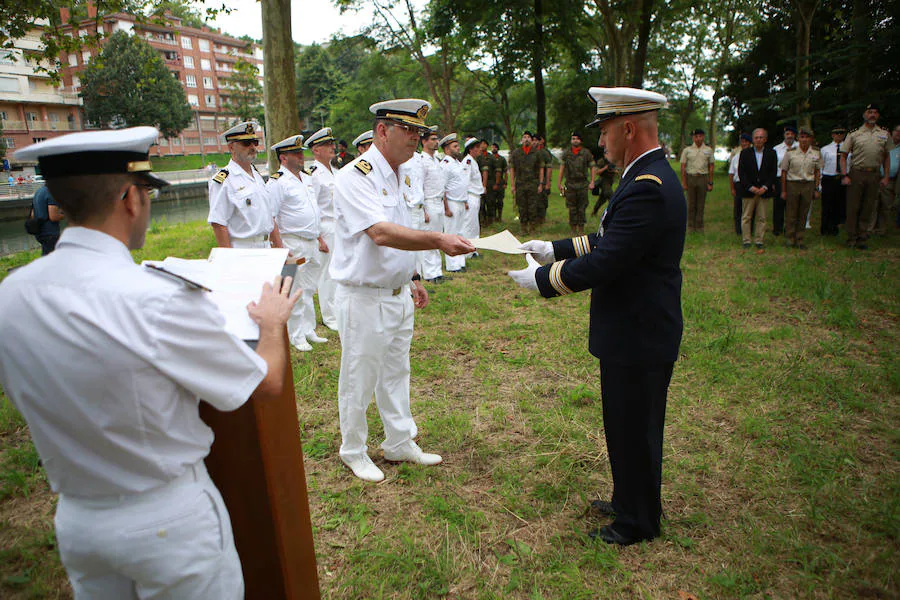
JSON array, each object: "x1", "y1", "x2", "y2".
[
  {"x1": 507, "y1": 254, "x2": 540, "y2": 291},
  {"x1": 518, "y1": 240, "x2": 554, "y2": 264}
]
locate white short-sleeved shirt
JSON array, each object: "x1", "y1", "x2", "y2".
[
  {"x1": 729, "y1": 151, "x2": 741, "y2": 182},
  {"x1": 400, "y1": 154, "x2": 425, "y2": 208},
  {"x1": 441, "y1": 156, "x2": 468, "y2": 202},
  {"x1": 820, "y1": 141, "x2": 840, "y2": 176},
  {"x1": 421, "y1": 151, "x2": 444, "y2": 199},
  {"x1": 310, "y1": 160, "x2": 336, "y2": 222},
  {"x1": 463, "y1": 154, "x2": 485, "y2": 195},
  {"x1": 269, "y1": 168, "x2": 321, "y2": 239},
  {"x1": 774, "y1": 141, "x2": 796, "y2": 176},
  {"x1": 207, "y1": 158, "x2": 273, "y2": 239},
  {"x1": 329, "y1": 146, "x2": 416, "y2": 289},
  {"x1": 0, "y1": 227, "x2": 267, "y2": 498}
]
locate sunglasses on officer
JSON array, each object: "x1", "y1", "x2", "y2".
[
  {"x1": 238, "y1": 139, "x2": 260, "y2": 147},
  {"x1": 121, "y1": 182, "x2": 160, "y2": 201}
]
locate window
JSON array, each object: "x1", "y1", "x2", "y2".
[
  {"x1": 49, "y1": 114, "x2": 59, "y2": 122},
  {"x1": 184, "y1": 136, "x2": 200, "y2": 145},
  {"x1": 202, "y1": 76, "x2": 213, "y2": 88},
  {"x1": 205, "y1": 95, "x2": 215, "y2": 107},
  {"x1": 68, "y1": 53, "x2": 78, "y2": 66},
  {"x1": 32, "y1": 137, "x2": 47, "y2": 143},
  {"x1": 0, "y1": 77, "x2": 18, "y2": 93},
  {"x1": 163, "y1": 50, "x2": 178, "y2": 61},
  {"x1": 2, "y1": 138, "x2": 15, "y2": 149},
  {"x1": 200, "y1": 59, "x2": 211, "y2": 71},
  {"x1": 188, "y1": 94, "x2": 199, "y2": 107},
  {"x1": 82, "y1": 51, "x2": 91, "y2": 63},
  {"x1": 0, "y1": 111, "x2": 7, "y2": 120},
  {"x1": 204, "y1": 136, "x2": 217, "y2": 146},
  {"x1": 181, "y1": 36, "x2": 192, "y2": 49},
  {"x1": 72, "y1": 76, "x2": 81, "y2": 90},
  {"x1": 199, "y1": 39, "x2": 210, "y2": 52},
  {"x1": 28, "y1": 80, "x2": 37, "y2": 91},
  {"x1": 184, "y1": 56, "x2": 194, "y2": 68},
  {"x1": 185, "y1": 74, "x2": 197, "y2": 88},
  {"x1": 26, "y1": 112, "x2": 38, "y2": 122}
]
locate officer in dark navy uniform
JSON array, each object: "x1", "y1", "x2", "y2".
[{"x1": 510, "y1": 86, "x2": 686, "y2": 546}]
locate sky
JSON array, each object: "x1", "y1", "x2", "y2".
[{"x1": 202, "y1": 0, "x2": 375, "y2": 45}]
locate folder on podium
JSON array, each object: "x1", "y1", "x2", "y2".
[{"x1": 199, "y1": 260, "x2": 321, "y2": 599}]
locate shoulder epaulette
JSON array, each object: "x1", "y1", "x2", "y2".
[
  {"x1": 212, "y1": 169, "x2": 229, "y2": 184},
  {"x1": 355, "y1": 159, "x2": 373, "y2": 175},
  {"x1": 634, "y1": 174, "x2": 662, "y2": 185},
  {"x1": 305, "y1": 165, "x2": 317, "y2": 176},
  {"x1": 269, "y1": 171, "x2": 283, "y2": 180}
]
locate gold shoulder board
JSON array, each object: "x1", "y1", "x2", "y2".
[
  {"x1": 269, "y1": 172, "x2": 283, "y2": 180},
  {"x1": 212, "y1": 169, "x2": 229, "y2": 184},
  {"x1": 634, "y1": 174, "x2": 662, "y2": 185},
  {"x1": 306, "y1": 165, "x2": 317, "y2": 175},
  {"x1": 355, "y1": 159, "x2": 373, "y2": 175}
]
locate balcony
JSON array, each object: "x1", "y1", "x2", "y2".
[{"x1": 1, "y1": 120, "x2": 28, "y2": 131}]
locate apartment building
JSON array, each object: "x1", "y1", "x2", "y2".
[
  {"x1": 1, "y1": 8, "x2": 264, "y2": 162},
  {"x1": 0, "y1": 22, "x2": 83, "y2": 156},
  {"x1": 59, "y1": 9, "x2": 265, "y2": 157}
]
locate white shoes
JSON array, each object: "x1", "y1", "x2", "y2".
[
  {"x1": 323, "y1": 319, "x2": 339, "y2": 332},
  {"x1": 383, "y1": 441, "x2": 442, "y2": 466},
  {"x1": 306, "y1": 332, "x2": 328, "y2": 343},
  {"x1": 292, "y1": 338, "x2": 312, "y2": 352},
  {"x1": 341, "y1": 454, "x2": 385, "y2": 482}
]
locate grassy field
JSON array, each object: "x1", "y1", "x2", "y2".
[{"x1": 1, "y1": 166, "x2": 898, "y2": 599}]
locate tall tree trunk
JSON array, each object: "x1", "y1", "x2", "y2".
[
  {"x1": 794, "y1": 0, "x2": 818, "y2": 130},
  {"x1": 630, "y1": 0, "x2": 654, "y2": 88},
  {"x1": 533, "y1": 0, "x2": 546, "y2": 138},
  {"x1": 261, "y1": 0, "x2": 299, "y2": 173}
]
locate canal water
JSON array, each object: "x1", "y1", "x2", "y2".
[{"x1": 0, "y1": 193, "x2": 210, "y2": 256}]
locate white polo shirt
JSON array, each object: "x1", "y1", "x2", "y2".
[
  {"x1": 400, "y1": 154, "x2": 425, "y2": 208},
  {"x1": 820, "y1": 142, "x2": 840, "y2": 176},
  {"x1": 441, "y1": 155, "x2": 468, "y2": 202},
  {"x1": 0, "y1": 227, "x2": 267, "y2": 498},
  {"x1": 463, "y1": 154, "x2": 485, "y2": 195},
  {"x1": 207, "y1": 158, "x2": 273, "y2": 239},
  {"x1": 421, "y1": 151, "x2": 444, "y2": 199},
  {"x1": 329, "y1": 146, "x2": 416, "y2": 289},
  {"x1": 310, "y1": 160, "x2": 336, "y2": 222},
  {"x1": 269, "y1": 167, "x2": 320, "y2": 239}
]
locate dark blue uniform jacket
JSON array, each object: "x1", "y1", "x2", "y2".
[{"x1": 535, "y1": 148, "x2": 686, "y2": 366}]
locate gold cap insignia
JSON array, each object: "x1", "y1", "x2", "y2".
[
  {"x1": 416, "y1": 104, "x2": 429, "y2": 120},
  {"x1": 246, "y1": 123, "x2": 255, "y2": 134}
]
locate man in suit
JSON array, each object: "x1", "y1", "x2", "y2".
[
  {"x1": 509, "y1": 86, "x2": 686, "y2": 546},
  {"x1": 737, "y1": 128, "x2": 778, "y2": 249}
]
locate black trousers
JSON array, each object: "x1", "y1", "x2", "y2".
[
  {"x1": 820, "y1": 176, "x2": 845, "y2": 235},
  {"x1": 733, "y1": 193, "x2": 743, "y2": 235},
  {"x1": 772, "y1": 180, "x2": 785, "y2": 235},
  {"x1": 600, "y1": 361, "x2": 674, "y2": 539},
  {"x1": 36, "y1": 233, "x2": 60, "y2": 255}
]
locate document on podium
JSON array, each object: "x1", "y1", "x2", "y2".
[
  {"x1": 143, "y1": 248, "x2": 290, "y2": 340},
  {"x1": 469, "y1": 230, "x2": 527, "y2": 254}
]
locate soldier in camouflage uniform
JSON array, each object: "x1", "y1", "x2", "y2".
[
  {"x1": 509, "y1": 131, "x2": 545, "y2": 235},
  {"x1": 489, "y1": 143, "x2": 508, "y2": 222},
  {"x1": 558, "y1": 132, "x2": 597, "y2": 235},
  {"x1": 476, "y1": 139, "x2": 493, "y2": 226},
  {"x1": 591, "y1": 146, "x2": 616, "y2": 216},
  {"x1": 533, "y1": 134, "x2": 554, "y2": 225}
]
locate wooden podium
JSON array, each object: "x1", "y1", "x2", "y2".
[{"x1": 199, "y1": 327, "x2": 320, "y2": 599}]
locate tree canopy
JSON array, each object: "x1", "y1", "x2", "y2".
[{"x1": 80, "y1": 30, "x2": 192, "y2": 138}]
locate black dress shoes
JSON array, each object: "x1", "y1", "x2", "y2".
[{"x1": 588, "y1": 524, "x2": 653, "y2": 546}]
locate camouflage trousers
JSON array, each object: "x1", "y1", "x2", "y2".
[
  {"x1": 515, "y1": 184, "x2": 542, "y2": 225},
  {"x1": 564, "y1": 184, "x2": 589, "y2": 227}
]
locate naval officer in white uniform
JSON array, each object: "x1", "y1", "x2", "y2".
[
  {"x1": 268, "y1": 134, "x2": 330, "y2": 352},
  {"x1": 330, "y1": 99, "x2": 475, "y2": 482},
  {"x1": 208, "y1": 121, "x2": 282, "y2": 249},
  {"x1": 306, "y1": 127, "x2": 340, "y2": 331},
  {"x1": 439, "y1": 133, "x2": 469, "y2": 273},
  {"x1": 0, "y1": 127, "x2": 299, "y2": 598},
  {"x1": 353, "y1": 129, "x2": 373, "y2": 155}
]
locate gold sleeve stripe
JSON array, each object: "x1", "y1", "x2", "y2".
[
  {"x1": 573, "y1": 235, "x2": 590, "y2": 257},
  {"x1": 634, "y1": 174, "x2": 662, "y2": 185},
  {"x1": 549, "y1": 260, "x2": 574, "y2": 296}
]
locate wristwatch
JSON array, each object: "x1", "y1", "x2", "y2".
[{"x1": 411, "y1": 274, "x2": 421, "y2": 282}]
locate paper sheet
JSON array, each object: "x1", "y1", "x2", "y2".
[
  {"x1": 468, "y1": 230, "x2": 527, "y2": 254},
  {"x1": 143, "y1": 248, "x2": 289, "y2": 340}
]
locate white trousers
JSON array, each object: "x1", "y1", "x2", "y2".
[
  {"x1": 318, "y1": 219, "x2": 338, "y2": 329},
  {"x1": 55, "y1": 462, "x2": 242, "y2": 600},
  {"x1": 408, "y1": 204, "x2": 429, "y2": 280},
  {"x1": 230, "y1": 237, "x2": 270, "y2": 249},
  {"x1": 281, "y1": 234, "x2": 322, "y2": 345},
  {"x1": 421, "y1": 197, "x2": 445, "y2": 280},
  {"x1": 463, "y1": 192, "x2": 481, "y2": 257},
  {"x1": 335, "y1": 283, "x2": 417, "y2": 459},
  {"x1": 444, "y1": 200, "x2": 467, "y2": 271}
]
